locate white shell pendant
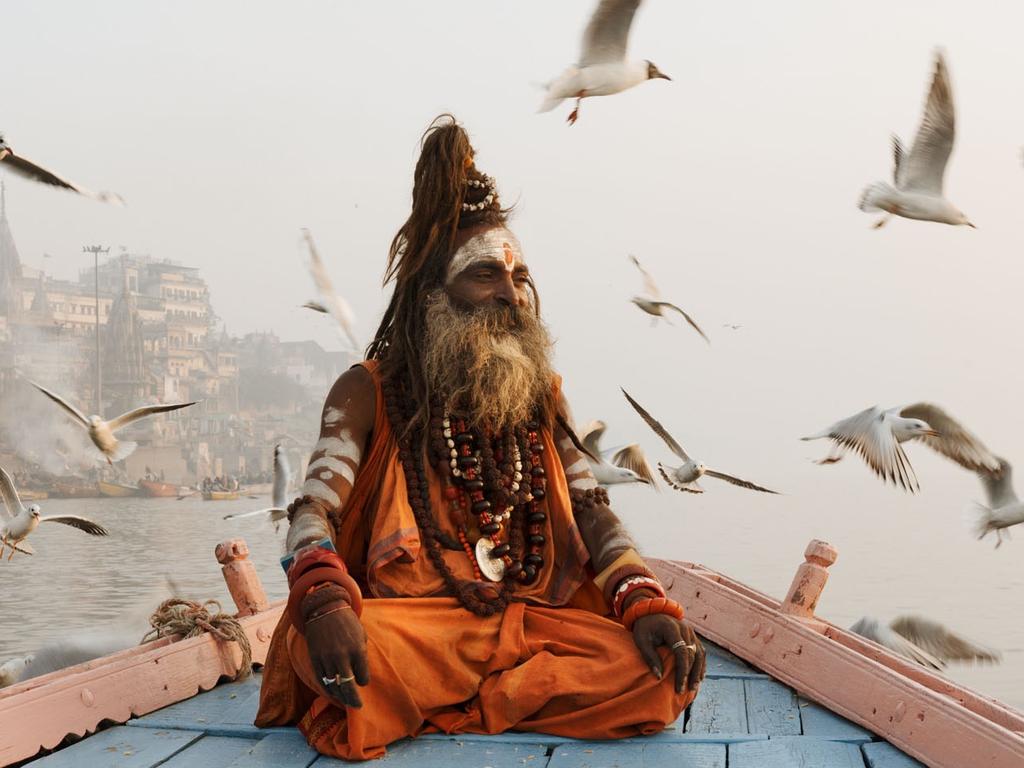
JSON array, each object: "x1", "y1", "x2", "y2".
[{"x1": 475, "y1": 537, "x2": 506, "y2": 582}]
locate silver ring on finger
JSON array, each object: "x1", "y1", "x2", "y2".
[
  {"x1": 336, "y1": 674, "x2": 355, "y2": 684},
  {"x1": 321, "y1": 674, "x2": 338, "y2": 686},
  {"x1": 671, "y1": 640, "x2": 696, "y2": 652}
]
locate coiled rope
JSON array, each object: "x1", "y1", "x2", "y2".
[{"x1": 142, "y1": 598, "x2": 252, "y2": 679}]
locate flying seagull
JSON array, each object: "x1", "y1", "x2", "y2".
[
  {"x1": 30, "y1": 381, "x2": 195, "y2": 465},
  {"x1": 622, "y1": 388, "x2": 778, "y2": 494},
  {"x1": 628, "y1": 255, "x2": 709, "y2": 343},
  {"x1": 579, "y1": 420, "x2": 655, "y2": 487},
  {"x1": 859, "y1": 51, "x2": 974, "y2": 228},
  {"x1": 0, "y1": 134, "x2": 124, "y2": 206},
  {"x1": 302, "y1": 229, "x2": 360, "y2": 353},
  {"x1": 969, "y1": 457, "x2": 1024, "y2": 548},
  {"x1": 0, "y1": 465, "x2": 107, "y2": 560},
  {"x1": 223, "y1": 445, "x2": 292, "y2": 532},
  {"x1": 538, "y1": 0, "x2": 670, "y2": 125},
  {"x1": 802, "y1": 403, "x2": 1000, "y2": 493},
  {"x1": 850, "y1": 615, "x2": 999, "y2": 670}
]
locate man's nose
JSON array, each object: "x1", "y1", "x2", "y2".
[{"x1": 493, "y1": 273, "x2": 520, "y2": 306}]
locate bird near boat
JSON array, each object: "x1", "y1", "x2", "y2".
[
  {"x1": 0, "y1": 133, "x2": 124, "y2": 205},
  {"x1": 302, "y1": 229, "x2": 360, "y2": 354},
  {"x1": 968, "y1": 457, "x2": 1024, "y2": 548},
  {"x1": 223, "y1": 444, "x2": 292, "y2": 532},
  {"x1": 859, "y1": 51, "x2": 974, "y2": 229},
  {"x1": 538, "y1": 0, "x2": 670, "y2": 125},
  {"x1": 622, "y1": 389, "x2": 778, "y2": 495},
  {"x1": 579, "y1": 420, "x2": 655, "y2": 487},
  {"x1": 850, "y1": 615, "x2": 999, "y2": 670},
  {"x1": 0, "y1": 464, "x2": 107, "y2": 560},
  {"x1": 30, "y1": 381, "x2": 196, "y2": 465},
  {"x1": 802, "y1": 403, "x2": 1000, "y2": 493},
  {"x1": 628, "y1": 255, "x2": 708, "y2": 343}
]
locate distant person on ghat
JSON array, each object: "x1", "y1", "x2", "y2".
[{"x1": 255, "y1": 115, "x2": 706, "y2": 761}]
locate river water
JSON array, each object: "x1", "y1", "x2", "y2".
[{"x1": 1, "y1": 491, "x2": 1020, "y2": 710}]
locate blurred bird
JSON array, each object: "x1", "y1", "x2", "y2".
[
  {"x1": 30, "y1": 381, "x2": 195, "y2": 465},
  {"x1": 0, "y1": 465, "x2": 107, "y2": 560},
  {"x1": 623, "y1": 389, "x2": 778, "y2": 494},
  {"x1": 722, "y1": 323, "x2": 742, "y2": 331},
  {"x1": 850, "y1": 615, "x2": 999, "y2": 670},
  {"x1": 802, "y1": 403, "x2": 1000, "y2": 493},
  {"x1": 968, "y1": 457, "x2": 1024, "y2": 547},
  {"x1": 223, "y1": 445, "x2": 292, "y2": 532},
  {"x1": 628, "y1": 255, "x2": 708, "y2": 343},
  {"x1": 539, "y1": 0, "x2": 670, "y2": 125},
  {"x1": 859, "y1": 51, "x2": 974, "y2": 228},
  {"x1": 579, "y1": 420, "x2": 655, "y2": 487},
  {"x1": 302, "y1": 229, "x2": 360, "y2": 353},
  {"x1": 0, "y1": 134, "x2": 124, "y2": 206}
]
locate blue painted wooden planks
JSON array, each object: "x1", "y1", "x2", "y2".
[
  {"x1": 158, "y1": 735, "x2": 260, "y2": 767},
  {"x1": 223, "y1": 732, "x2": 318, "y2": 767},
  {"x1": 862, "y1": 741, "x2": 926, "y2": 768},
  {"x1": 127, "y1": 675, "x2": 269, "y2": 736},
  {"x1": 731, "y1": 737, "x2": 866, "y2": 767},
  {"x1": 701, "y1": 641, "x2": 769, "y2": 679},
  {"x1": 26, "y1": 726, "x2": 201, "y2": 768},
  {"x1": 313, "y1": 739, "x2": 548, "y2": 767},
  {"x1": 548, "y1": 742, "x2": 725, "y2": 767},
  {"x1": 799, "y1": 698, "x2": 874, "y2": 743},
  {"x1": 743, "y1": 678, "x2": 801, "y2": 736},
  {"x1": 684, "y1": 678, "x2": 748, "y2": 735}
]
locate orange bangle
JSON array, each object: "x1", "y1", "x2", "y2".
[{"x1": 622, "y1": 596, "x2": 685, "y2": 632}]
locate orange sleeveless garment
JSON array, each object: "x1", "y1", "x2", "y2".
[{"x1": 255, "y1": 362, "x2": 696, "y2": 760}]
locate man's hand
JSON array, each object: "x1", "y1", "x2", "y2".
[
  {"x1": 632, "y1": 612, "x2": 706, "y2": 694},
  {"x1": 305, "y1": 607, "x2": 370, "y2": 708}
]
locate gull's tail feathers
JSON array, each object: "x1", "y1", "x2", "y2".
[
  {"x1": 110, "y1": 441, "x2": 138, "y2": 462},
  {"x1": 967, "y1": 502, "x2": 999, "y2": 543},
  {"x1": 859, "y1": 181, "x2": 896, "y2": 213}
]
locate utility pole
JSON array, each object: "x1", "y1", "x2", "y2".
[{"x1": 83, "y1": 245, "x2": 109, "y2": 414}]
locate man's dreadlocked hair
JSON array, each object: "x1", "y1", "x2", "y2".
[{"x1": 366, "y1": 114, "x2": 548, "y2": 435}]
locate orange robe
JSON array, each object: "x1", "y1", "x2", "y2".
[{"x1": 256, "y1": 362, "x2": 698, "y2": 760}]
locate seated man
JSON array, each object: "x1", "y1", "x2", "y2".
[{"x1": 256, "y1": 115, "x2": 706, "y2": 761}]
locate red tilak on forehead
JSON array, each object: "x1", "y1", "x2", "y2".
[
  {"x1": 446, "y1": 227, "x2": 525, "y2": 283},
  {"x1": 502, "y1": 242, "x2": 515, "y2": 271}
]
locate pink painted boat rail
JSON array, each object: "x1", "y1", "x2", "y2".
[{"x1": 650, "y1": 539, "x2": 1024, "y2": 768}]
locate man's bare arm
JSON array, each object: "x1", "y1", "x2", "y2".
[{"x1": 286, "y1": 365, "x2": 376, "y2": 553}]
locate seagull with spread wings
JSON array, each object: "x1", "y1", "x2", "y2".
[
  {"x1": 539, "y1": 0, "x2": 670, "y2": 125},
  {"x1": 579, "y1": 420, "x2": 655, "y2": 487},
  {"x1": 623, "y1": 389, "x2": 778, "y2": 495},
  {"x1": 223, "y1": 445, "x2": 292, "y2": 532},
  {"x1": 302, "y1": 229, "x2": 360, "y2": 354},
  {"x1": 628, "y1": 255, "x2": 709, "y2": 343},
  {"x1": 30, "y1": 381, "x2": 195, "y2": 465},
  {"x1": 802, "y1": 403, "x2": 1000, "y2": 493},
  {"x1": 859, "y1": 51, "x2": 974, "y2": 228},
  {"x1": 0, "y1": 134, "x2": 124, "y2": 206},
  {"x1": 850, "y1": 615, "x2": 999, "y2": 670},
  {"x1": 0, "y1": 465, "x2": 107, "y2": 560},
  {"x1": 969, "y1": 457, "x2": 1024, "y2": 547}
]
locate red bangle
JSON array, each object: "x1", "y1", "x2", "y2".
[
  {"x1": 288, "y1": 567, "x2": 363, "y2": 632},
  {"x1": 602, "y1": 564, "x2": 657, "y2": 606},
  {"x1": 622, "y1": 597, "x2": 685, "y2": 632},
  {"x1": 288, "y1": 546, "x2": 347, "y2": 588},
  {"x1": 613, "y1": 579, "x2": 666, "y2": 617}
]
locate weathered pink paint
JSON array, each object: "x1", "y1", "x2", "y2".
[
  {"x1": 781, "y1": 538, "x2": 838, "y2": 618},
  {"x1": 216, "y1": 538, "x2": 270, "y2": 617},
  {"x1": 650, "y1": 549, "x2": 1024, "y2": 768}
]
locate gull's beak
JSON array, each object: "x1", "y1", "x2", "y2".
[
  {"x1": 657, "y1": 72, "x2": 672, "y2": 81},
  {"x1": 924, "y1": 429, "x2": 942, "y2": 438},
  {"x1": 966, "y1": 222, "x2": 977, "y2": 229}
]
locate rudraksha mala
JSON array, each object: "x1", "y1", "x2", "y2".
[
  {"x1": 286, "y1": 494, "x2": 343, "y2": 532},
  {"x1": 569, "y1": 486, "x2": 610, "y2": 515}
]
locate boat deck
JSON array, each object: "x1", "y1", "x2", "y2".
[{"x1": 23, "y1": 640, "x2": 922, "y2": 767}]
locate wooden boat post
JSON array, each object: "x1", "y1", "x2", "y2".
[
  {"x1": 216, "y1": 539, "x2": 269, "y2": 617},
  {"x1": 780, "y1": 538, "x2": 837, "y2": 620}
]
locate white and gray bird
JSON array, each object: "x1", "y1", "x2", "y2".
[
  {"x1": 31, "y1": 381, "x2": 195, "y2": 465},
  {"x1": 579, "y1": 420, "x2": 655, "y2": 487},
  {"x1": 223, "y1": 445, "x2": 292, "y2": 532},
  {"x1": 0, "y1": 464, "x2": 107, "y2": 560},
  {"x1": 628, "y1": 255, "x2": 709, "y2": 343},
  {"x1": 623, "y1": 389, "x2": 778, "y2": 495},
  {"x1": 850, "y1": 615, "x2": 999, "y2": 670},
  {"x1": 802, "y1": 403, "x2": 1000, "y2": 493},
  {"x1": 302, "y1": 229, "x2": 360, "y2": 354},
  {"x1": 0, "y1": 134, "x2": 124, "y2": 206},
  {"x1": 539, "y1": 0, "x2": 670, "y2": 125},
  {"x1": 968, "y1": 457, "x2": 1024, "y2": 548},
  {"x1": 859, "y1": 52, "x2": 974, "y2": 229}
]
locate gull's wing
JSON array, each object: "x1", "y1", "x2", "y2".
[
  {"x1": 108, "y1": 402, "x2": 196, "y2": 431},
  {"x1": 579, "y1": 0, "x2": 642, "y2": 67},
  {"x1": 653, "y1": 302, "x2": 710, "y2": 343},
  {"x1": 892, "y1": 134, "x2": 905, "y2": 185},
  {"x1": 621, "y1": 388, "x2": 690, "y2": 462},
  {"x1": 899, "y1": 403, "x2": 1001, "y2": 475},
  {"x1": 850, "y1": 617, "x2": 943, "y2": 670},
  {"x1": 611, "y1": 444, "x2": 656, "y2": 485},
  {"x1": 0, "y1": 144, "x2": 124, "y2": 205},
  {"x1": 30, "y1": 382, "x2": 89, "y2": 428},
  {"x1": 704, "y1": 469, "x2": 779, "y2": 494},
  {"x1": 223, "y1": 508, "x2": 287, "y2": 522},
  {"x1": 900, "y1": 52, "x2": 955, "y2": 194},
  {"x1": 890, "y1": 615, "x2": 1000, "y2": 665},
  {"x1": 272, "y1": 446, "x2": 292, "y2": 509},
  {"x1": 0, "y1": 465, "x2": 25, "y2": 520},
  {"x1": 823, "y1": 406, "x2": 919, "y2": 492},
  {"x1": 302, "y1": 300, "x2": 328, "y2": 313},
  {"x1": 628, "y1": 254, "x2": 659, "y2": 299},
  {"x1": 303, "y1": 229, "x2": 361, "y2": 353},
  {"x1": 38, "y1": 515, "x2": 108, "y2": 536},
  {"x1": 980, "y1": 457, "x2": 1018, "y2": 509},
  {"x1": 579, "y1": 420, "x2": 607, "y2": 459}
]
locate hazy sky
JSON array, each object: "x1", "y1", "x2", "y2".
[{"x1": 5, "y1": 1, "x2": 1024, "y2": 699}]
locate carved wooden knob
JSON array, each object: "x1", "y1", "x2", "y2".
[
  {"x1": 216, "y1": 539, "x2": 250, "y2": 564},
  {"x1": 804, "y1": 539, "x2": 838, "y2": 568}
]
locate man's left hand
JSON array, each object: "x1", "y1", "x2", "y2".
[{"x1": 632, "y1": 613, "x2": 707, "y2": 694}]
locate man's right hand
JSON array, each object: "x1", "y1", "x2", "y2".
[{"x1": 305, "y1": 607, "x2": 370, "y2": 708}]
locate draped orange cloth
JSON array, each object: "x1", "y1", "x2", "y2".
[{"x1": 255, "y1": 362, "x2": 697, "y2": 760}]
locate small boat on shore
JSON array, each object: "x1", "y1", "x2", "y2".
[
  {"x1": 137, "y1": 480, "x2": 180, "y2": 498},
  {"x1": 18, "y1": 489, "x2": 48, "y2": 501},
  {"x1": 202, "y1": 489, "x2": 239, "y2": 501},
  {"x1": 50, "y1": 479, "x2": 100, "y2": 499},
  {"x1": 97, "y1": 480, "x2": 141, "y2": 498}
]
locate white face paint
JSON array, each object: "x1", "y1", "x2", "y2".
[
  {"x1": 302, "y1": 478, "x2": 341, "y2": 508},
  {"x1": 323, "y1": 406, "x2": 345, "y2": 427},
  {"x1": 446, "y1": 227, "x2": 525, "y2": 284},
  {"x1": 308, "y1": 455, "x2": 356, "y2": 486},
  {"x1": 313, "y1": 433, "x2": 362, "y2": 464}
]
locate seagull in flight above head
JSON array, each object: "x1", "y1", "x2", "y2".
[
  {"x1": 0, "y1": 134, "x2": 124, "y2": 206},
  {"x1": 850, "y1": 615, "x2": 999, "y2": 670},
  {"x1": 579, "y1": 420, "x2": 655, "y2": 487},
  {"x1": 622, "y1": 388, "x2": 778, "y2": 495},
  {"x1": 538, "y1": 0, "x2": 670, "y2": 125},
  {"x1": 302, "y1": 229, "x2": 360, "y2": 354},
  {"x1": 968, "y1": 457, "x2": 1024, "y2": 548},
  {"x1": 224, "y1": 444, "x2": 292, "y2": 533},
  {"x1": 859, "y1": 51, "x2": 974, "y2": 229},
  {"x1": 628, "y1": 255, "x2": 709, "y2": 343}
]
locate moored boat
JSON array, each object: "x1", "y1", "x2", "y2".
[
  {"x1": 202, "y1": 489, "x2": 239, "y2": 501},
  {"x1": 97, "y1": 480, "x2": 141, "y2": 498},
  {"x1": 137, "y1": 480, "x2": 180, "y2": 498},
  {"x1": 18, "y1": 489, "x2": 48, "y2": 501}
]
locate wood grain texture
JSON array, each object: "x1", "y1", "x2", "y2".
[
  {"x1": 313, "y1": 739, "x2": 549, "y2": 768},
  {"x1": 683, "y1": 678, "x2": 747, "y2": 734},
  {"x1": 730, "y1": 737, "x2": 866, "y2": 768},
  {"x1": 23, "y1": 726, "x2": 200, "y2": 768},
  {"x1": 800, "y1": 697, "x2": 873, "y2": 743},
  {"x1": 744, "y1": 678, "x2": 800, "y2": 736},
  {"x1": 548, "y1": 742, "x2": 725, "y2": 768},
  {"x1": 862, "y1": 741, "x2": 927, "y2": 768}
]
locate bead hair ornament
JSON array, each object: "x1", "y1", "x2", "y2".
[
  {"x1": 445, "y1": 227, "x2": 525, "y2": 284},
  {"x1": 462, "y1": 174, "x2": 496, "y2": 212}
]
